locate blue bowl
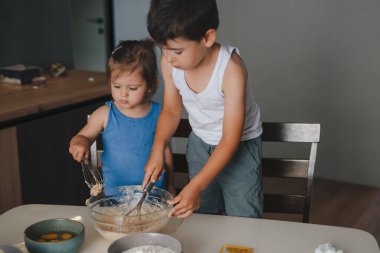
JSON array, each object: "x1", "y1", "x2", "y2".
[{"x1": 24, "y1": 218, "x2": 85, "y2": 253}]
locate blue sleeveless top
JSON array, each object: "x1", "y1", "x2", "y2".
[{"x1": 101, "y1": 101, "x2": 164, "y2": 195}]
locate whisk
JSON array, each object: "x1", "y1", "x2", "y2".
[
  {"x1": 123, "y1": 182, "x2": 155, "y2": 224},
  {"x1": 81, "y1": 160, "x2": 103, "y2": 196}
]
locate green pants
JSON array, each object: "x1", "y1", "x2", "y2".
[{"x1": 186, "y1": 132, "x2": 263, "y2": 218}]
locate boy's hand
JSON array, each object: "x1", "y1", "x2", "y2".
[
  {"x1": 143, "y1": 150, "x2": 165, "y2": 188},
  {"x1": 167, "y1": 183, "x2": 201, "y2": 218},
  {"x1": 69, "y1": 135, "x2": 90, "y2": 162}
]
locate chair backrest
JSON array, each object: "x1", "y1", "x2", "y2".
[
  {"x1": 88, "y1": 115, "x2": 103, "y2": 170},
  {"x1": 261, "y1": 122, "x2": 320, "y2": 223},
  {"x1": 171, "y1": 119, "x2": 320, "y2": 223},
  {"x1": 171, "y1": 119, "x2": 193, "y2": 191}
]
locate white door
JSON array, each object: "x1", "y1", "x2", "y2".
[{"x1": 70, "y1": 0, "x2": 111, "y2": 72}]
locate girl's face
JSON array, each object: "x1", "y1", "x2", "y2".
[
  {"x1": 110, "y1": 69, "x2": 150, "y2": 115},
  {"x1": 161, "y1": 37, "x2": 208, "y2": 70}
]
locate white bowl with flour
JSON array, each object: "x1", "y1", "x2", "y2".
[{"x1": 108, "y1": 233, "x2": 182, "y2": 253}]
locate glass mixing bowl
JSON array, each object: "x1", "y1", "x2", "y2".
[{"x1": 88, "y1": 186, "x2": 180, "y2": 241}]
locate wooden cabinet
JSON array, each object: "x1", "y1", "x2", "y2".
[
  {"x1": 0, "y1": 127, "x2": 22, "y2": 213},
  {"x1": 17, "y1": 103, "x2": 102, "y2": 206}
]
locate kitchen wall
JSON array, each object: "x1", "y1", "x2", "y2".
[
  {"x1": 113, "y1": 0, "x2": 165, "y2": 104},
  {"x1": 113, "y1": 0, "x2": 380, "y2": 188},
  {"x1": 0, "y1": 0, "x2": 73, "y2": 69},
  {"x1": 217, "y1": 0, "x2": 380, "y2": 187}
]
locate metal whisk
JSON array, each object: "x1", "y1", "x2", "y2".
[
  {"x1": 124, "y1": 182, "x2": 155, "y2": 224},
  {"x1": 81, "y1": 160, "x2": 103, "y2": 196}
]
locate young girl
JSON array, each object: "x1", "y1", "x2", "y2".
[{"x1": 69, "y1": 39, "x2": 175, "y2": 196}]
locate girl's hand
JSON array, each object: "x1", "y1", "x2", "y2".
[
  {"x1": 167, "y1": 183, "x2": 201, "y2": 218},
  {"x1": 69, "y1": 135, "x2": 90, "y2": 162}
]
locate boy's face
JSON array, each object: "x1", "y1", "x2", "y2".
[
  {"x1": 110, "y1": 70, "x2": 149, "y2": 112},
  {"x1": 161, "y1": 37, "x2": 208, "y2": 70}
]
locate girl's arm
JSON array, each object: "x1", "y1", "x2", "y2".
[
  {"x1": 143, "y1": 56, "x2": 183, "y2": 187},
  {"x1": 163, "y1": 144, "x2": 176, "y2": 196},
  {"x1": 168, "y1": 52, "x2": 247, "y2": 218},
  {"x1": 69, "y1": 105, "x2": 109, "y2": 162}
]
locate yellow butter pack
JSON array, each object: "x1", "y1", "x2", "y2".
[{"x1": 220, "y1": 244, "x2": 254, "y2": 253}]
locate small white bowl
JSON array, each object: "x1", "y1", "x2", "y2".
[{"x1": 108, "y1": 233, "x2": 182, "y2": 253}]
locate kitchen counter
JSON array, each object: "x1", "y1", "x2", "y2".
[{"x1": 0, "y1": 70, "x2": 109, "y2": 129}]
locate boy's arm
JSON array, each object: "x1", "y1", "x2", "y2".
[
  {"x1": 163, "y1": 144, "x2": 176, "y2": 196},
  {"x1": 69, "y1": 105, "x2": 108, "y2": 162},
  {"x1": 168, "y1": 52, "x2": 247, "y2": 218},
  {"x1": 143, "y1": 57, "x2": 183, "y2": 187}
]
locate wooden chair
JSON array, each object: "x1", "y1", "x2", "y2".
[
  {"x1": 261, "y1": 122, "x2": 320, "y2": 223},
  {"x1": 88, "y1": 115, "x2": 103, "y2": 170},
  {"x1": 171, "y1": 119, "x2": 321, "y2": 223},
  {"x1": 171, "y1": 119, "x2": 192, "y2": 191}
]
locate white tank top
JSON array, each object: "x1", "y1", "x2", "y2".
[{"x1": 172, "y1": 45, "x2": 262, "y2": 145}]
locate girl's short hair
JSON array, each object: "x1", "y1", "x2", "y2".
[
  {"x1": 147, "y1": 0, "x2": 219, "y2": 44},
  {"x1": 108, "y1": 39, "x2": 158, "y2": 96}
]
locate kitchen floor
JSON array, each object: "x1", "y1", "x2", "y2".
[
  {"x1": 265, "y1": 178, "x2": 380, "y2": 245},
  {"x1": 310, "y1": 178, "x2": 380, "y2": 245}
]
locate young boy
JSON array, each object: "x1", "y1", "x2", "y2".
[{"x1": 143, "y1": 0, "x2": 263, "y2": 218}]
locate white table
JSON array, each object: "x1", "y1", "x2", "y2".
[{"x1": 0, "y1": 204, "x2": 379, "y2": 253}]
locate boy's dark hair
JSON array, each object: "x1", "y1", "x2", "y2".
[
  {"x1": 147, "y1": 0, "x2": 219, "y2": 44},
  {"x1": 108, "y1": 39, "x2": 158, "y2": 96}
]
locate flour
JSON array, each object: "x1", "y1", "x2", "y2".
[
  {"x1": 122, "y1": 245, "x2": 175, "y2": 253},
  {"x1": 90, "y1": 183, "x2": 103, "y2": 196},
  {"x1": 315, "y1": 242, "x2": 343, "y2": 253}
]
